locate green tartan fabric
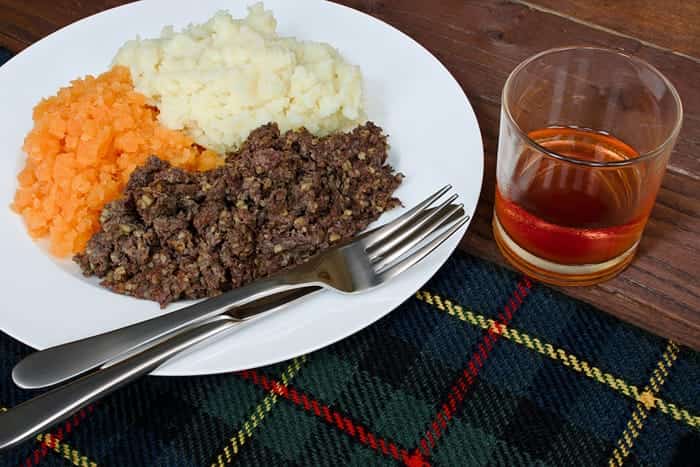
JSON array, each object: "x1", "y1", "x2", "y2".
[
  {"x1": 1, "y1": 50, "x2": 698, "y2": 466},
  {"x1": 1, "y1": 252, "x2": 698, "y2": 467}
]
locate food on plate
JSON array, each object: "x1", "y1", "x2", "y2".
[
  {"x1": 75, "y1": 122, "x2": 402, "y2": 306},
  {"x1": 12, "y1": 2, "x2": 370, "y2": 260},
  {"x1": 12, "y1": 66, "x2": 222, "y2": 257},
  {"x1": 113, "y1": 3, "x2": 365, "y2": 154}
]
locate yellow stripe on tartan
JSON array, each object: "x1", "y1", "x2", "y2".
[
  {"x1": 36, "y1": 433, "x2": 99, "y2": 467},
  {"x1": 0, "y1": 404, "x2": 98, "y2": 466},
  {"x1": 212, "y1": 355, "x2": 308, "y2": 466},
  {"x1": 415, "y1": 291, "x2": 700, "y2": 430},
  {"x1": 608, "y1": 341, "x2": 680, "y2": 467}
]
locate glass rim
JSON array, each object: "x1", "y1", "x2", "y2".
[{"x1": 502, "y1": 46, "x2": 684, "y2": 168}]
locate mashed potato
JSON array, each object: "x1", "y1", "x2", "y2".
[{"x1": 113, "y1": 3, "x2": 365, "y2": 153}]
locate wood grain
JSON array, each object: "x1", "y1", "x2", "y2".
[
  {"x1": 337, "y1": 0, "x2": 700, "y2": 348},
  {"x1": 0, "y1": 1, "x2": 133, "y2": 52},
  {"x1": 0, "y1": 0, "x2": 698, "y2": 348},
  {"x1": 516, "y1": 0, "x2": 700, "y2": 60}
]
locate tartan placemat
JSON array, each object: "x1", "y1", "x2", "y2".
[
  {"x1": 1, "y1": 50, "x2": 698, "y2": 467},
  {"x1": 1, "y1": 252, "x2": 698, "y2": 466}
]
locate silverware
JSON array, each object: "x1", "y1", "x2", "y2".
[
  {"x1": 13, "y1": 186, "x2": 467, "y2": 389},
  {"x1": 98, "y1": 285, "x2": 322, "y2": 368},
  {"x1": 0, "y1": 317, "x2": 240, "y2": 450},
  {"x1": 0, "y1": 287, "x2": 324, "y2": 450},
  {"x1": 0, "y1": 191, "x2": 468, "y2": 451}
]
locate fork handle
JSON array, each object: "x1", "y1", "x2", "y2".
[
  {"x1": 13, "y1": 275, "x2": 306, "y2": 390},
  {"x1": 0, "y1": 317, "x2": 237, "y2": 451}
]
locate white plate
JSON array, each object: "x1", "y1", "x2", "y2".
[{"x1": 0, "y1": 0, "x2": 483, "y2": 376}]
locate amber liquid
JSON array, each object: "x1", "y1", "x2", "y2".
[{"x1": 495, "y1": 127, "x2": 656, "y2": 271}]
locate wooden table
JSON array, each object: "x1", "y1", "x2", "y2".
[{"x1": 1, "y1": 0, "x2": 698, "y2": 349}]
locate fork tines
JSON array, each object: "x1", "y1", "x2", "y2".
[{"x1": 365, "y1": 185, "x2": 470, "y2": 280}]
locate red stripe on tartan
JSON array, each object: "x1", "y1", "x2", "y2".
[
  {"x1": 322, "y1": 403, "x2": 333, "y2": 424},
  {"x1": 259, "y1": 373, "x2": 271, "y2": 391},
  {"x1": 438, "y1": 413, "x2": 447, "y2": 430},
  {"x1": 420, "y1": 438, "x2": 429, "y2": 456},
  {"x1": 333, "y1": 412, "x2": 345, "y2": 431},
  {"x1": 415, "y1": 278, "x2": 532, "y2": 460},
  {"x1": 442, "y1": 402, "x2": 452, "y2": 422},
  {"x1": 21, "y1": 404, "x2": 96, "y2": 467},
  {"x1": 290, "y1": 387, "x2": 301, "y2": 406},
  {"x1": 390, "y1": 443, "x2": 399, "y2": 459},
  {"x1": 479, "y1": 343, "x2": 488, "y2": 361},
  {"x1": 311, "y1": 400, "x2": 320, "y2": 417},
  {"x1": 344, "y1": 417, "x2": 356, "y2": 436},
  {"x1": 459, "y1": 375, "x2": 469, "y2": 394},
  {"x1": 357, "y1": 425, "x2": 367, "y2": 444},
  {"x1": 463, "y1": 369, "x2": 473, "y2": 387},
  {"x1": 367, "y1": 433, "x2": 377, "y2": 450},
  {"x1": 239, "y1": 370, "x2": 417, "y2": 465}
]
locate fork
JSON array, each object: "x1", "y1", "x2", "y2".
[
  {"x1": 13, "y1": 186, "x2": 468, "y2": 390},
  {"x1": 0, "y1": 188, "x2": 468, "y2": 450}
]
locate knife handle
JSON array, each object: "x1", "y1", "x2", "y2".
[
  {"x1": 12, "y1": 275, "x2": 303, "y2": 389},
  {"x1": 0, "y1": 317, "x2": 237, "y2": 451}
]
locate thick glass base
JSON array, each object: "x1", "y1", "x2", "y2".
[{"x1": 492, "y1": 214, "x2": 637, "y2": 286}]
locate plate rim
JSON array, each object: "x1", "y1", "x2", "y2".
[{"x1": 0, "y1": 0, "x2": 484, "y2": 376}]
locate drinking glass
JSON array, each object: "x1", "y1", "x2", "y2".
[{"x1": 494, "y1": 46, "x2": 682, "y2": 286}]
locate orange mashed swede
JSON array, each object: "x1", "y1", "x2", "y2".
[{"x1": 12, "y1": 66, "x2": 222, "y2": 257}]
